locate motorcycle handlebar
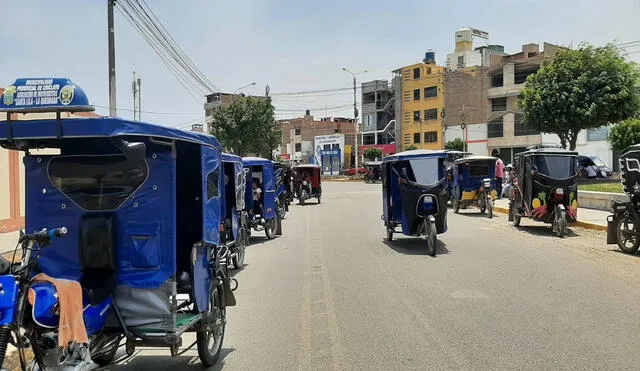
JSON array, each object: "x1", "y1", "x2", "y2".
[{"x1": 22, "y1": 227, "x2": 68, "y2": 244}]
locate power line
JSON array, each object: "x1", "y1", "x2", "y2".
[{"x1": 94, "y1": 104, "x2": 203, "y2": 116}]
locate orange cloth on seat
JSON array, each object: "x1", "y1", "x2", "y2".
[{"x1": 27, "y1": 273, "x2": 89, "y2": 347}]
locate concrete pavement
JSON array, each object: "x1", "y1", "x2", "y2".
[{"x1": 105, "y1": 182, "x2": 640, "y2": 370}]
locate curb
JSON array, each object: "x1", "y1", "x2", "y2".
[{"x1": 492, "y1": 206, "x2": 607, "y2": 232}]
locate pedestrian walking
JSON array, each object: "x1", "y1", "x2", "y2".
[{"x1": 492, "y1": 149, "x2": 505, "y2": 198}]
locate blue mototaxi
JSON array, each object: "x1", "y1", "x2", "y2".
[
  {"x1": 221, "y1": 153, "x2": 249, "y2": 268},
  {"x1": 273, "y1": 161, "x2": 289, "y2": 219},
  {"x1": 242, "y1": 157, "x2": 283, "y2": 239},
  {"x1": 0, "y1": 78, "x2": 235, "y2": 369},
  {"x1": 382, "y1": 150, "x2": 450, "y2": 256},
  {"x1": 450, "y1": 156, "x2": 498, "y2": 218}
]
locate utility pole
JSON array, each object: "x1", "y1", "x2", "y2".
[
  {"x1": 137, "y1": 75, "x2": 142, "y2": 121},
  {"x1": 132, "y1": 72, "x2": 138, "y2": 121},
  {"x1": 352, "y1": 75, "x2": 359, "y2": 173},
  {"x1": 108, "y1": 0, "x2": 117, "y2": 117}
]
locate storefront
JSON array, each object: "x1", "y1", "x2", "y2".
[
  {"x1": 319, "y1": 149, "x2": 341, "y2": 175},
  {"x1": 314, "y1": 134, "x2": 345, "y2": 171},
  {"x1": 358, "y1": 144, "x2": 396, "y2": 159}
]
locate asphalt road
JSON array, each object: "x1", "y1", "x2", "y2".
[{"x1": 105, "y1": 182, "x2": 640, "y2": 371}]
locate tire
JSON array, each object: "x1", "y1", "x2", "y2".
[
  {"x1": 265, "y1": 219, "x2": 276, "y2": 239},
  {"x1": 317, "y1": 195, "x2": 321, "y2": 204},
  {"x1": 197, "y1": 280, "x2": 225, "y2": 367},
  {"x1": 387, "y1": 228, "x2": 393, "y2": 241},
  {"x1": 487, "y1": 196, "x2": 493, "y2": 219},
  {"x1": 555, "y1": 206, "x2": 567, "y2": 238},
  {"x1": 276, "y1": 215, "x2": 283, "y2": 236},
  {"x1": 276, "y1": 199, "x2": 286, "y2": 219},
  {"x1": 92, "y1": 336, "x2": 120, "y2": 367},
  {"x1": 232, "y1": 229, "x2": 247, "y2": 269},
  {"x1": 300, "y1": 190, "x2": 307, "y2": 205},
  {"x1": 453, "y1": 198, "x2": 460, "y2": 214},
  {"x1": 615, "y1": 215, "x2": 640, "y2": 254},
  {"x1": 425, "y1": 221, "x2": 437, "y2": 257},
  {"x1": 513, "y1": 212, "x2": 521, "y2": 227}
]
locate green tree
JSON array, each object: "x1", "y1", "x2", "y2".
[
  {"x1": 209, "y1": 97, "x2": 281, "y2": 157},
  {"x1": 363, "y1": 147, "x2": 383, "y2": 160},
  {"x1": 445, "y1": 138, "x2": 464, "y2": 151},
  {"x1": 405, "y1": 145, "x2": 418, "y2": 150},
  {"x1": 519, "y1": 44, "x2": 640, "y2": 150},
  {"x1": 608, "y1": 118, "x2": 640, "y2": 151}
]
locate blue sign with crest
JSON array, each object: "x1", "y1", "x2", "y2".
[{"x1": 0, "y1": 78, "x2": 93, "y2": 113}]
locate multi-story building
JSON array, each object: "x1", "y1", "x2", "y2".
[
  {"x1": 360, "y1": 80, "x2": 395, "y2": 156},
  {"x1": 394, "y1": 52, "x2": 446, "y2": 151},
  {"x1": 278, "y1": 111, "x2": 356, "y2": 167}
]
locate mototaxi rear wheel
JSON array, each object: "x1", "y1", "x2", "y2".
[
  {"x1": 265, "y1": 219, "x2": 276, "y2": 239},
  {"x1": 232, "y1": 228, "x2": 247, "y2": 269},
  {"x1": 615, "y1": 214, "x2": 640, "y2": 254},
  {"x1": 197, "y1": 279, "x2": 226, "y2": 367}
]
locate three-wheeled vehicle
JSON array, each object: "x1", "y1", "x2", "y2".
[
  {"x1": 243, "y1": 157, "x2": 283, "y2": 239},
  {"x1": 509, "y1": 145, "x2": 580, "y2": 237},
  {"x1": 382, "y1": 150, "x2": 450, "y2": 256},
  {"x1": 222, "y1": 153, "x2": 249, "y2": 269},
  {"x1": 294, "y1": 164, "x2": 322, "y2": 205},
  {"x1": 443, "y1": 150, "x2": 471, "y2": 203},
  {"x1": 0, "y1": 78, "x2": 236, "y2": 370},
  {"x1": 363, "y1": 161, "x2": 382, "y2": 183},
  {"x1": 273, "y1": 161, "x2": 290, "y2": 219},
  {"x1": 607, "y1": 144, "x2": 640, "y2": 253},
  {"x1": 450, "y1": 156, "x2": 497, "y2": 218}
]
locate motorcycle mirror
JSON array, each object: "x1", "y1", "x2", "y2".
[{"x1": 123, "y1": 140, "x2": 146, "y2": 163}]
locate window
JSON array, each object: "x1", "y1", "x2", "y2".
[
  {"x1": 457, "y1": 56, "x2": 464, "y2": 68},
  {"x1": 426, "y1": 67, "x2": 432, "y2": 74},
  {"x1": 413, "y1": 67, "x2": 420, "y2": 79},
  {"x1": 413, "y1": 133, "x2": 421, "y2": 143},
  {"x1": 424, "y1": 86, "x2": 437, "y2": 98},
  {"x1": 48, "y1": 154, "x2": 148, "y2": 211},
  {"x1": 514, "y1": 114, "x2": 540, "y2": 136},
  {"x1": 491, "y1": 74, "x2": 504, "y2": 87},
  {"x1": 207, "y1": 169, "x2": 220, "y2": 200},
  {"x1": 533, "y1": 155, "x2": 576, "y2": 179},
  {"x1": 491, "y1": 97, "x2": 507, "y2": 112},
  {"x1": 469, "y1": 165, "x2": 489, "y2": 177},
  {"x1": 424, "y1": 131, "x2": 438, "y2": 143},
  {"x1": 488, "y1": 119, "x2": 504, "y2": 138},
  {"x1": 424, "y1": 109, "x2": 438, "y2": 121},
  {"x1": 413, "y1": 89, "x2": 420, "y2": 100},
  {"x1": 295, "y1": 143, "x2": 302, "y2": 152},
  {"x1": 294, "y1": 128, "x2": 301, "y2": 135},
  {"x1": 409, "y1": 158, "x2": 443, "y2": 185},
  {"x1": 331, "y1": 143, "x2": 339, "y2": 149},
  {"x1": 323, "y1": 144, "x2": 331, "y2": 150},
  {"x1": 413, "y1": 111, "x2": 421, "y2": 122},
  {"x1": 587, "y1": 127, "x2": 609, "y2": 142},
  {"x1": 514, "y1": 66, "x2": 539, "y2": 84}
]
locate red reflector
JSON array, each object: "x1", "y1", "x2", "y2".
[{"x1": 219, "y1": 224, "x2": 225, "y2": 232}]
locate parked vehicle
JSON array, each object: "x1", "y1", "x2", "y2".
[
  {"x1": 0, "y1": 78, "x2": 236, "y2": 369},
  {"x1": 578, "y1": 155, "x2": 612, "y2": 179},
  {"x1": 451, "y1": 156, "x2": 498, "y2": 218},
  {"x1": 293, "y1": 164, "x2": 322, "y2": 205},
  {"x1": 243, "y1": 157, "x2": 283, "y2": 239},
  {"x1": 273, "y1": 161, "x2": 290, "y2": 219},
  {"x1": 607, "y1": 144, "x2": 640, "y2": 253},
  {"x1": 382, "y1": 150, "x2": 450, "y2": 256},
  {"x1": 363, "y1": 161, "x2": 382, "y2": 183},
  {"x1": 344, "y1": 167, "x2": 368, "y2": 176},
  {"x1": 509, "y1": 145, "x2": 580, "y2": 238},
  {"x1": 222, "y1": 153, "x2": 249, "y2": 269}
]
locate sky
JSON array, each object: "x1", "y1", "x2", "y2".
[{"x1": 2, "y1": 0, "x2": 639, "y2": 129}]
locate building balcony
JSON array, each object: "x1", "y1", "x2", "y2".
[{"x1": 487, "y1": 85, "x2": 523, "y2": 99}]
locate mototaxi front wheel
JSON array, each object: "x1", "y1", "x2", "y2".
[
  {"x1": 265, "y1": 219, "x2": 276, "y2": 239},
  {"x1": 487, "y1": 196, "x2": 493, "y2": 219},
  {"x1": 424, "y1": 220, "x2": 437, "y2": 257},
  {"x1": 554, "y1": 206, "x2": 568, "y2": 238},
  {"x1": 615, "y1": 214, "x2": 640, "y2": 254},
  {"x1": 91, "y1": 335, "x2": 121, "y2": 366},
  {"x1": 453, "y1": 198, "x2": 460, "y2": 214},
  {"x1": 197, "y1": 280, "x2": 226, "y2": 367}
]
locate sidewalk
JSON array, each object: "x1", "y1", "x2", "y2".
[{"x1": 493, "y1": 198, "x2": 607, "y2": 230}]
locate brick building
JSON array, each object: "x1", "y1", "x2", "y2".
[{"x1": 278, "y1": 111, "x2": 356, "y2": 166}]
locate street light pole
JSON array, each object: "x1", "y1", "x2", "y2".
[
  {"x1": 107, "y1": 0, "x2": 117, "y2": 117},
  {"x1": 233, "y1": 82, "x2": 256, "y2": 94},
  {"x1": 342, "y1": 68, "x2": 367, "y2": 173}
]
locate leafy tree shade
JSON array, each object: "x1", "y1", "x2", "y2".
[
  {"x1": 519, "y1": 45, "x2": 640, "y2": 150},
  {"x1": 445, "y1": 138, "x2": 464, "y2": 151},
  {"x1": 363, "y1": 147, "x2": 383, "y2": 160},
  {"x1": 209, "y1": 97, "x2": 282, "y2": 158},
  {"x1": 405, "y1": 145, "x2": 418, "y2": 150},
  {"x1": 608, "y1": 118, "x2": 640, "y2": 151}
]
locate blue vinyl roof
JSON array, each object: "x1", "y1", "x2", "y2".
[
  {"x1": 222, "y1": 152, "x2": 242, "y2": 162},
  {"x1": 383, "y1": 149, "x2": 449, "y2": 162},
  {"x1": 0, "y1": 117, "x2": 223, "y2": 150},
  {"x1": 242, "y1": 156, "x2": 272, "y2": 165}
]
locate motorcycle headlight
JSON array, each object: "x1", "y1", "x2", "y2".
[{"x1": 483, "y1": 178, "x2": 491, "y2": 188}]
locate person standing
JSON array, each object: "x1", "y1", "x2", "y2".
[{"x1": 492, "y1": 149, "x2": 505, "y2": 198}]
